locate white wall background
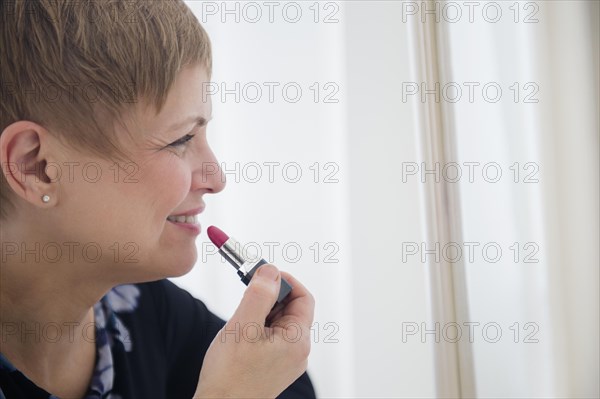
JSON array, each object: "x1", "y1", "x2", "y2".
[{"x1": 171, "y1": 1, "x2": 599, "y2": 398}]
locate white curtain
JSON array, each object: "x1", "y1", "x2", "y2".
[
  {"x1": 418, "y1": 1, "x2": 600, "y2": 397},
  {"x1": 175, "y1": 1, "x2": 599, "y2": 397}
]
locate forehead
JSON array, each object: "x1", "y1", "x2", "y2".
[{"x1": 134, "y1": 65, "x2": 212, "y2": 135}]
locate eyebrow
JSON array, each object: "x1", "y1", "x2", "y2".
[{"x1": 166, "y1": 115, "x2": 212, "y2": 133}]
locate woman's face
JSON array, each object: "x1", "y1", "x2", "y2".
[{"x1": 43, "y1": 65, "x2": 225, "y2": 284}]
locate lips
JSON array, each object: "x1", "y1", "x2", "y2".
[{"x1": 167, "y1": 206, "x2": 204, "y2": 224}]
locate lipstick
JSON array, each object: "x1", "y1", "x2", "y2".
[{"x1": 207, "y1": 225, "x2": 293, "y2": 305}]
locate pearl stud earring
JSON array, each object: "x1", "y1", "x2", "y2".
[{"x1": 42, "y1": 195, "x2": 50, "y2": 203}]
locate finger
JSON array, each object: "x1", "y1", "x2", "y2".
[
  {"x1": 229, "y1": 264, "x2": 281, "y2": 327},
  {"x1": 270, "y1": 271, "x2": 315, "y2": 327}
]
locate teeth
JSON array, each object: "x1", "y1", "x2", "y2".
[{"x1": 167, "y1": 215, "x2": 198, "y2": 224}]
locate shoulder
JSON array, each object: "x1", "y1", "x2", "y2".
[
  {"x1": 108, "y1": 279, "x2": 225, "y2": 333},
  {"x1": 132, "y1": 279, "x2": 223, "y2": 325},
  {"x1": 96, "y1": 280, "x2": 225, "y2": 397},
  {"x1": 121, "y1": 280, "x2": 225, "y2": 348},
  {"x1": 130, "y1": 280, "x2": 225, "y2": 395}
]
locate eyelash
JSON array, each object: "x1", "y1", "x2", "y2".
[{"x1": 168, "y1": 134, "x2": 196, "y2": 148}]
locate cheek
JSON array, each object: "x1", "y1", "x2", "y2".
[{"x1": 147, "y1": 160, "x2": 191, "y2": 211}]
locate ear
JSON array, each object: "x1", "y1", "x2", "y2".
[{"x1": 0, "y1": 121, "x2": 59, "y2": 208}]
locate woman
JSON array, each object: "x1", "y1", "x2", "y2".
[{"x1": 0, "y1": 1, "x2": 316, "y2": 398}]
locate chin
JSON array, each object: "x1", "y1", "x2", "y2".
[
  {"x1": 161, "y1": 251, "x2": 198, "y2": 278},
  {"x1": 125, "y1": 261, "x2": 196, "y2": 284},
  {"x1": 165, "y1": 261, "x2": 196, "y2": 278},
  {"x1": 124, "y1": 245, "x2": 197, "y2": 282}
]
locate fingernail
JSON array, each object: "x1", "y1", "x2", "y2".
[{"x1": 257, "y1": 264, "x2": 279, "y2": 281}]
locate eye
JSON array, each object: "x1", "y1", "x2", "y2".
[{"x1": 168, "y1": 134, "x2": 196, "y2": 148}]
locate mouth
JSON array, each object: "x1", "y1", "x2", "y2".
[
  {"x1": 166, "y1": 214, "x2": 199, "y2": 224},
  {"x1": 166, "y1": 206, "x2": 204, "y2": 226}
]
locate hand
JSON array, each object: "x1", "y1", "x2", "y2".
[{"x1": 193, "y1": 264, "x2": 315, "y2": 399}]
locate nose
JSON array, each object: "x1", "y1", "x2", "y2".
[{"x1": 191, "y1": 147, "x2": 226, "y2": 194}]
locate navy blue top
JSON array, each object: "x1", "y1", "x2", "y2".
[{"x1": 0, "y1": 280, "x2": 316, "y2": 399}]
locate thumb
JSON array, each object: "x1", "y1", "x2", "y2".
[{"x1": 229, "y1": 264, "x2": 281, "y2": 327}]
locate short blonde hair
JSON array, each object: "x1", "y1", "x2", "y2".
[{"x1": 0, "y1": 0, "x2": 212, "y2": 219}]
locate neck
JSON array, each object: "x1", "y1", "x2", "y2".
[{"x1": 0, "y1": 260, "x2": 111, "y2": 370}]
